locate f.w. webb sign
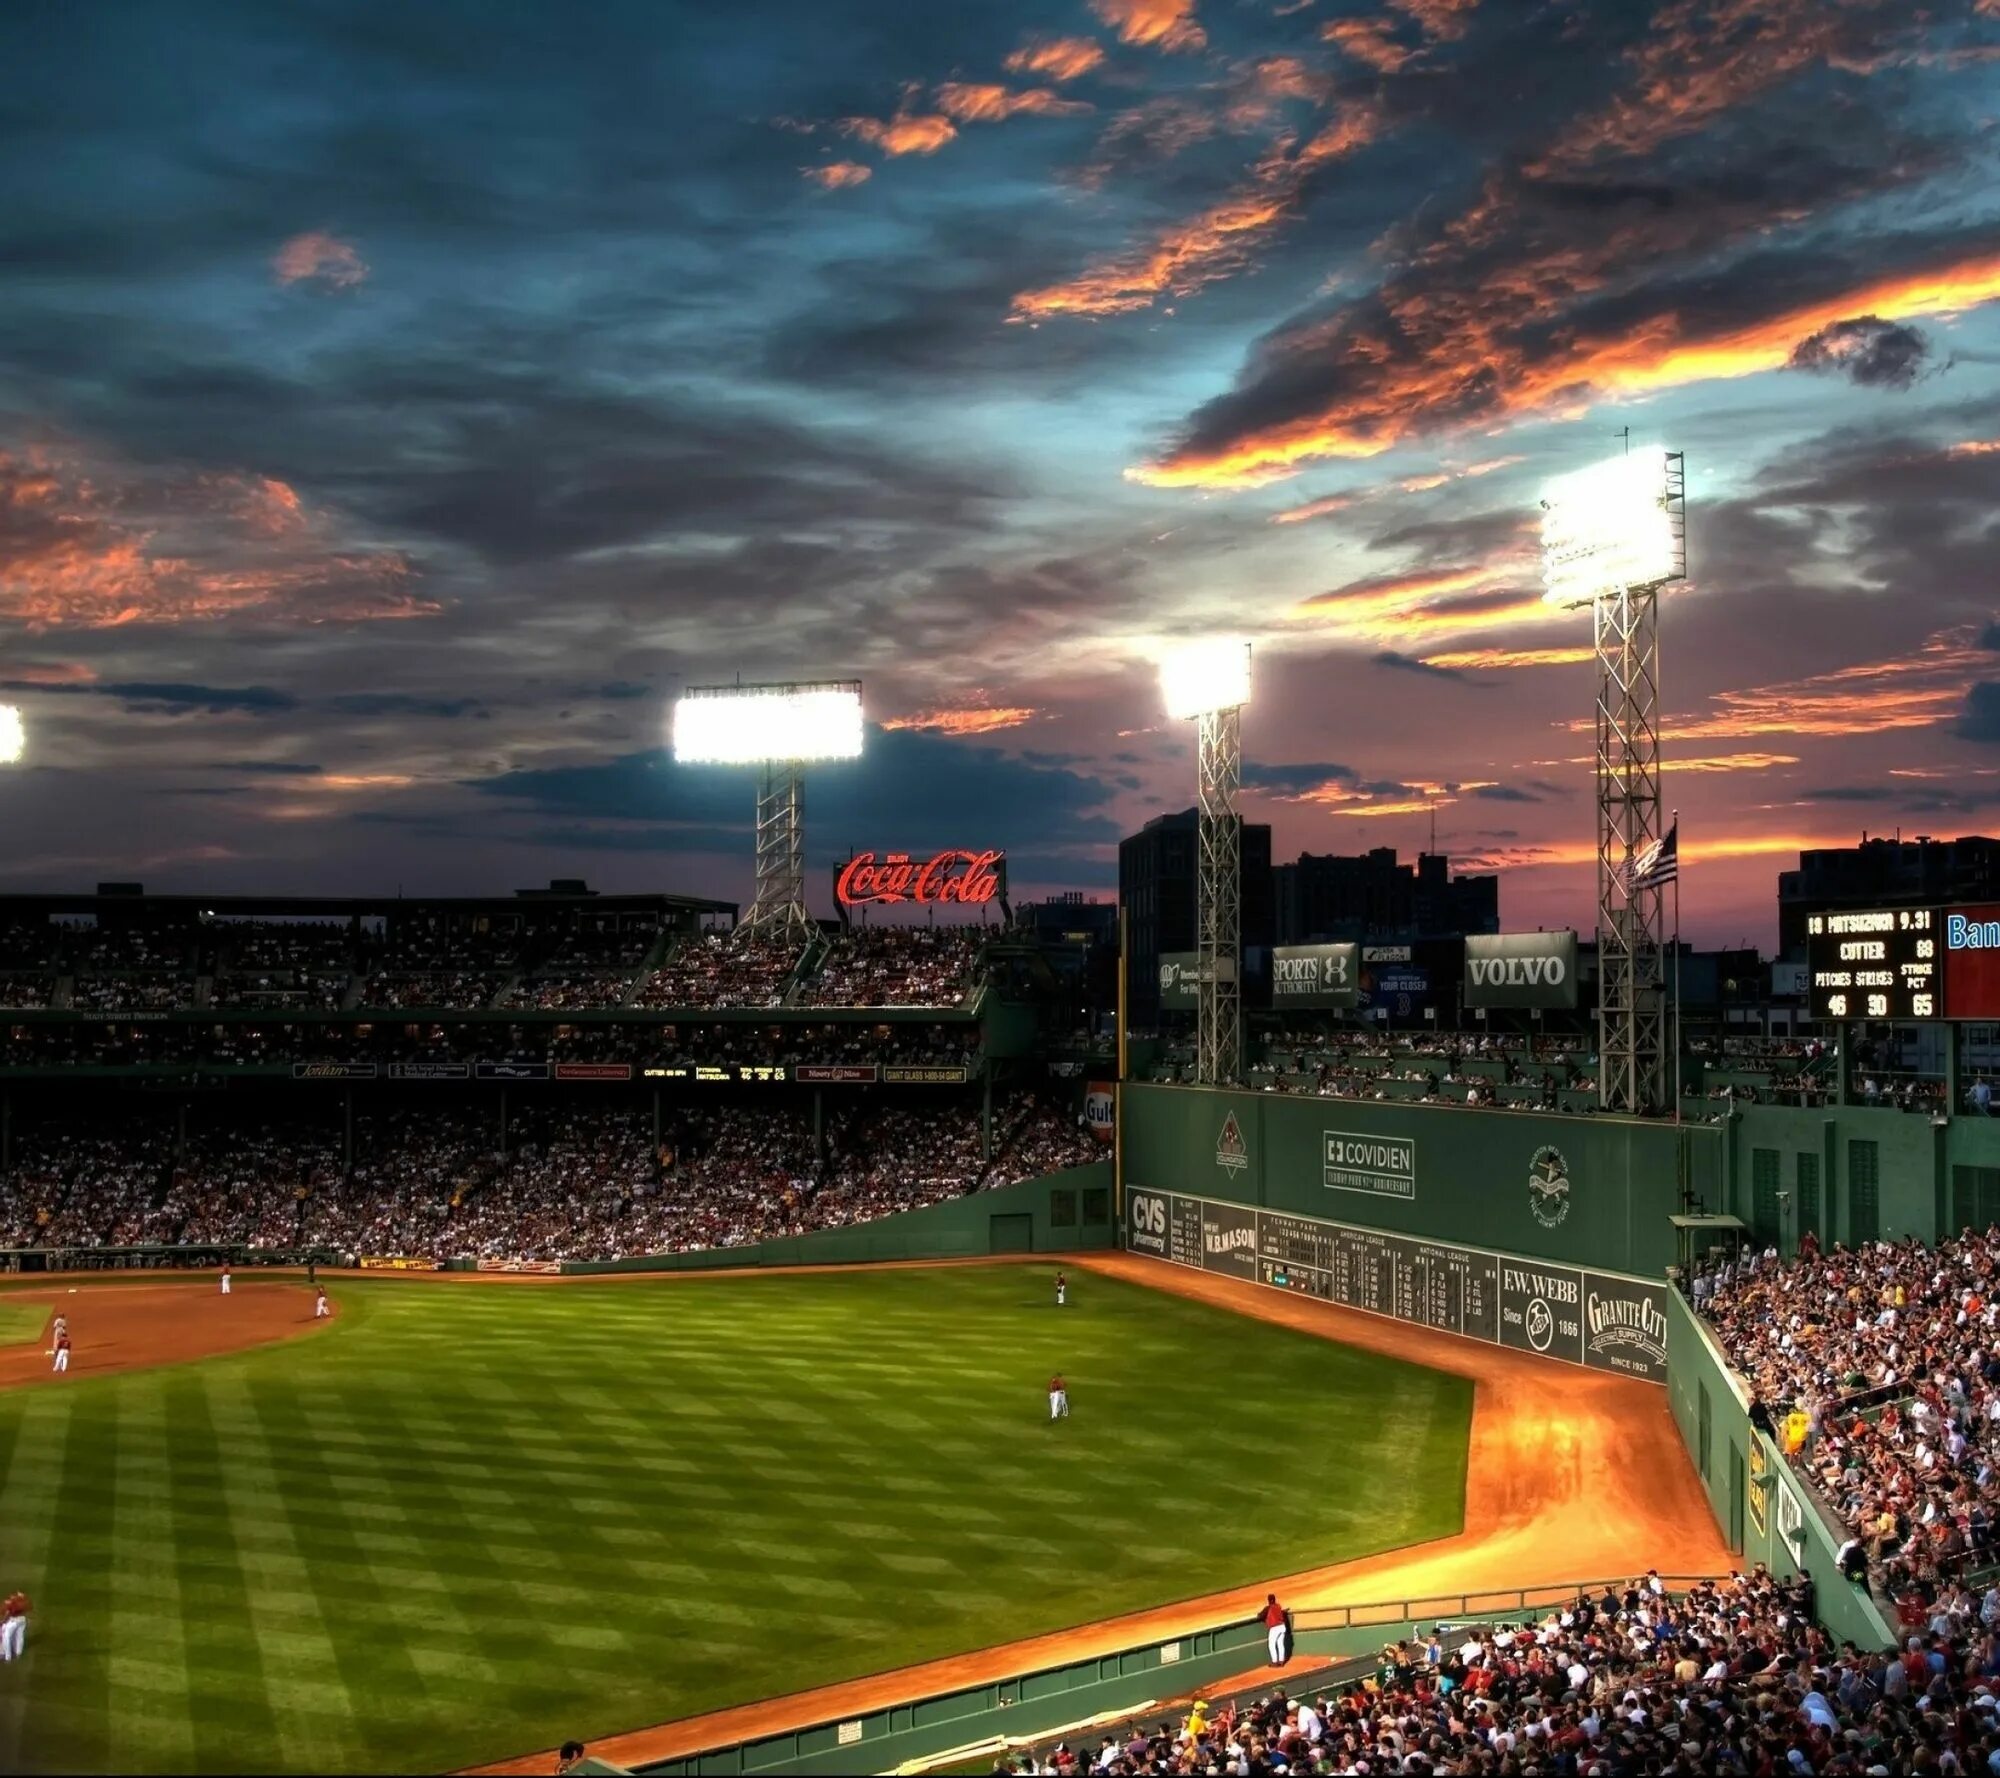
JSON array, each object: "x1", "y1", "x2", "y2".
[{"x1": 1463, "y1": 932, "x2": 1580, "y2": 1011}]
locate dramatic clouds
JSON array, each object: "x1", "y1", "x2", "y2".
[{"x1": 0, "y1": 0, "x2": 1997, "y2": 937}]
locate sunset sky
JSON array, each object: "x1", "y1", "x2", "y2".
[{"x1": 2, "y1": 0, "x2": 1997, "y2": 946}]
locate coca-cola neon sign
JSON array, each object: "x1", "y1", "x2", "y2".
[{"x1": 836, "y1": 849, "x2": 1005, "y2": 907}]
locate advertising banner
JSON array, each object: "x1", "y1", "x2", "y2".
[
  {"x1": 292, "y1": 1061, "x2": 377, "y2": 1081},
  {"x1": 358, "y1": 1255, "x2": 440, "y2": 1271},
  {"x1": 1363, "y1": 944, "x2": 1412, "y2": 964},
  {"x1": 1497, "y1": 1257, "x2": 1585, "y2": 1365},
  {"x1": 882, "y1": 1065, "x2": 970, "y2": 1085},
  {"x1": 1945, "y1": 905, "x2": 2000, "y2": 1021},
  {"x1": 1157, "y1": 951, "x2": 1200, "y2": 1011},
  {"x1": 553, "y1": 1062, "x2": 632, "y2": 1082},
  {"x1": 1126, "y1": 1186, "x2": 1170, "y2": 1258},
  {"x1": 642, "y1": 1063, "x2": 787, "y2": 1083},
  {"x1": 385, "y1": 1062, "x2": 471, "y2": 1081},
  {"x1": 1125, "y1": 1187, "x2": 1664, "y2": 1385},
  {"x1": 1271, "y1": 943, "x2": 1360, "y2": 1009},
  {"x1": 835, "y1": 848, "x2": 1005, "y2": 908},
  {"x1": 475, "y1": 1060, "x2": 550, "y2": 1082},
  {"x1": 1464, "y1": 932, "x2": 1580, "y2": 1010},
  {"x1": 1581, "y1": 1270, "x2": 1670, "y2": 1383},
  {"x1": 475, "y1": 1257, "x2": 563, "y2": 1274},
  {"x1": 796, "y1": 1064, "x2": 879, "y2": 1084},
  {"x1": 1083, "y1": 1082, "x2": 1115, "y2": 1144},
  {"x1": 1197, "y1": 1199, "x2": 1259, "y2": 1280},
  {"x1": 1322, "y1": 1129, "x2": 1417, "y2": 1199}
]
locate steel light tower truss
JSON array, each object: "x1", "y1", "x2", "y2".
[
  {"x1": 1542, "y1": 447, "x2": 1684, "y2": 1116},
  {"x1": 1594, "y1": 581, "x2": 1667, "y2": 1115},
  {"x1": 1196, "y1": 703, "x2": 1244, "y2": 1087},
  {"x1": 743, "y1": 762, "x2": 812, "y2": 941},
  {"x1": 671, "y1": 680, "x2": 863, "y2": 943}
]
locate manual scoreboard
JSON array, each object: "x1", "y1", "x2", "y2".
[{"x1": 1806, "y1": 907, "x2": 1939, "y2": 1021}]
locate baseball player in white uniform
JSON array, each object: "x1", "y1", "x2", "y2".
[
  {"x1": 1048, "y1": 1372, "x2": 1069, "y2": 1420},
  {"x1": 220, "y1": 1269, "x2": 232, "y2": 1296},
  {"x1": 315, "y1": 1288, "x2": 329, "y2": 1319}
]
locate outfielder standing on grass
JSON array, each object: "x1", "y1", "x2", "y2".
[
  {"x1": 0, "y1": 1591, "x2": 28, "y2": 1661},
  {"x1": 1048, "y1": 1371, "x2": 1068, "y2": 1421},
  {"x1": 1055, "y1": 1270, "x2": 1067, "y2": 1308}
]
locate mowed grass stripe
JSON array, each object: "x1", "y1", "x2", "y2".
[
  {"x1": 106, "y1": 1389, "x2": 196, "y2": 1774},
  {"x1": 7, "y1": 1265, "x2": 1472, "y2": 1775}
]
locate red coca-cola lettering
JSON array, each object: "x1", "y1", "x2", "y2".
[{"x1": 836, "y1": 848, "x2": 1004, "y2": 906}]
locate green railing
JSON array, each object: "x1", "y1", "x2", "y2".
[{"x1": 638, "y1": 1573, "x2": 1741, "y2": 1778}]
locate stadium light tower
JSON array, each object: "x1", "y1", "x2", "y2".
[
  {"x1": 671, "y1": 680, "x2": 864, "y2": 941},
  {"x1": 1160, "y1": 639, "x2": 1252, "y2": 1087},
  {"x1": 1540, "y1": 446, "x2": 1685, "y2": 1116},
  {"x1": 0, "y1": 705, "x2": 22, "y2": 766}
]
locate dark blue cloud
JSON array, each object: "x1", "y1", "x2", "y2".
[{"x1": 102, "y1": 683, "x2": 300, "y2": 714}]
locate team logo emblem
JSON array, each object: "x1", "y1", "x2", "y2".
[
  {"x1": 1524, "y1": 1298, "x2": 1555, "y2": 1352},
  {"x1": 1528, "y1": 1144, "x2": 1571, "y2": 1228},
  {"x1": 1215, "y1": 1112, "x2": 1249, "y2": 1175}
]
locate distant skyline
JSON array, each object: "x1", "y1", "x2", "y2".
[{"x1": 2, "y1": 0, "x2": 1998, "y2": 947}]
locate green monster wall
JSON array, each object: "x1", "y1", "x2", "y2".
[{"x1": 1122, "y1": 1083, "x2": 1720, "y2": 1278}]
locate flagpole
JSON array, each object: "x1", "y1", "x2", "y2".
[{"x1": 1672, "y1": 808, "x2": 1682, "y2": 1126}]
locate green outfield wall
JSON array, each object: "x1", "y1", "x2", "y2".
[
  {"x1": 1724, "y1": 1102, "x2": 2000, "y2": 1252},
  {"x1": 1664, "y1": 1287, "x2": 1896, "y2": 1650},
  {"x1": 1121, "y1": 1084, "x2": 1718, "y2": 1278},
  {"x1": 564, "y1": 1163, "x2": 1114, "y2": 1275}
]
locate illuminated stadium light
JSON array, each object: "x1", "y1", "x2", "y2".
[
  {"x1": 0, "y1": 705, "x2": 22, "y2": 765},
  {"x1": 1539, "y1": 445, "x2": 1685, "y2": 608},
  {"x1": 671, "y1": 682, "x2": 864, "y2": 765},
  {"x1": 1158, "y1": 639, "x2": 1252, "y2": 721}
]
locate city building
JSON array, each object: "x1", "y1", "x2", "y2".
[
  {"x1": 1273, "y1": 846, "x2": 1499, "y2": 945},
  {"x1": 1119, "y1": 808, "x2": 1273, "y2": 1026},
  {"x1": 1777, "y1": 834, "x2": 2000, "y2": 955}
]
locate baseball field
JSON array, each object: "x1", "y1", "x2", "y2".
[{"x1": 0, "y1": 1264, "x2": 1473, "y2": 1775}]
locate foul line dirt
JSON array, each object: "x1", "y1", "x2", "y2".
[
  {"x1": 0, "y1": 1280, "x2": 336, "y2": 1392},
  {"x1": 465, "y1": 1250, "x2": 1730, "y2": 1777}
]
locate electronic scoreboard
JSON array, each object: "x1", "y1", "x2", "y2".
[{"x1": 1806, "y1": 906, "x2": 1939, "y2": 1021}]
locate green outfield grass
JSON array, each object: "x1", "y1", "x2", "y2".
[
  {"x1": 0, "y1": 1266, "x2": 1472, "y2": 1775},
  {"x1": 0, "y1": 1301, "x2": 49, "y2": 1347}
]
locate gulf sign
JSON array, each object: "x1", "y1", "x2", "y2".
[{"x1": 836, "y1": 849, "x2": 1005, "y2": 908}]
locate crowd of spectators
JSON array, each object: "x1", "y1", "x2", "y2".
[
  {"x1": 632, "y1": 932, "x2": 802, "y2": 1009},
  {"x1": 0, "y1": 1093, "x2": 1098, "y2": 1262},
  {"x1": 996, "y1": 1567, "x2": 2000, "y2": 1778},
  {"x1": 1697, "y1": 1228, "x2": 2000, "y2": 1607},
  {"x1": 801, "y1": 927, "x2": 984, "y2": 1008}
]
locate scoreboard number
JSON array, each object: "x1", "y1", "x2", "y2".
[{"x1": 1806, "y1": 905, "x2": 1941, "y2": 1023}]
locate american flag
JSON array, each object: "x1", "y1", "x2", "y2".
[{"x1": 1628, "y1": 821, "x2": 1678, "y2": 891}]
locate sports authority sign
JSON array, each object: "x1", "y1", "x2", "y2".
[
  {"x1": 1463, "y1": 932, "x2": 1579, "y2": 1010},
  {"x1": 1122, "y1": 1186, "x2": 1665, "y2": 1384},
  {"x1": 1322, "y1": 1129, "x2": 1416, "y2": 1199},
  {"x1": 835, "y1": 849, "x2": 1004, "y2": 908},
  {"x1": 1271, "y1": 943, "x2": 1360, "y2": 1009}
]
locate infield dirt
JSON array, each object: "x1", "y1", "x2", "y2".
[{"x1": 0, "y1": 1280, "x2": 334, "y2": 1391}]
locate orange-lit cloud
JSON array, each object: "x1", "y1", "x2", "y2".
[
  {"x1": 0, "y1": 443, "x2": 431, "y2": 629},
  {"x1": 1668, "y1": 752, "x2": 1802, "y2": 773},
  {"x1": 271, "y1": 231, "x2": 368, "y2": 289},
  {"x1": 1135, "y1": 250, "x2": 2000, "y2": 487},
  {"x1": 1089, "y1": 0, "x2": 1206, "y2": 53},
  {"x1": 1421, "y1": 646, "x2": 1595, "y2": 670},
  {"x1": 1296, "y1": 566, "x2": 1492, "y2": 616},
  {"x1": 1014, "y1": 105, "x2": 1378, "y2": 319},
  {"x1": 841, "y1": 111, "x2": 957, "y2": 156},
  {"x1": 0, "y1": 659, "x2": 96, "y2": 686},
  {"x1": 804, "y1": 161, "x2": 872, "y2": 190},
  {"x1": 1389, "y1": 0, "x2": 1479, "y2": 39},
  {"x1": 1949, "y1": 439, "x2": 2000, "y2": 457},
  {"x1": 880, "y1": 706, "x2": 1040, "y2": 736},
  {"x1": 934, "y1": 83, "x2": 1092, "y2": 123},
  {"x1": 1271, "y1": 493, "x2": 1356, "y2": 524},
  {"x1": 1005, "y1": 36, "x2": 1107, "y2": 82},
  {"x1": 1399, "y1": 471, "x2": 1450, "y2": 493},
  {"x1": 1323, "y1": 17, "x2": 1412, "y2": 73}
]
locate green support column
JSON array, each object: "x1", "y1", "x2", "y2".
[{"x1": 982, "y1": 1072, "x2": 993, "y2": 1165}]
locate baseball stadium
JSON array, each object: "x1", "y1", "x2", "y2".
[
  {"x1": 9, "y1": 3, "x2": 2000, "y2": 1773},
  {"x1": 0, "y1": 660, "x2": 1996, "y2": 1776}
]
